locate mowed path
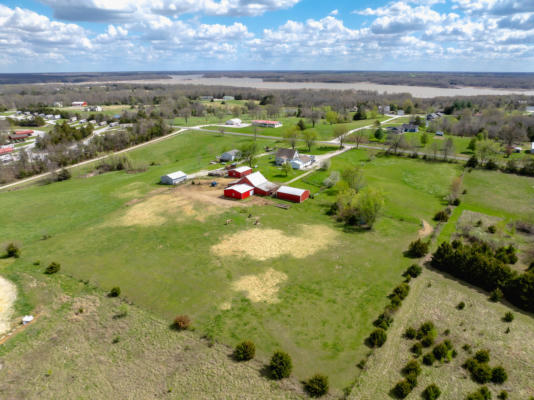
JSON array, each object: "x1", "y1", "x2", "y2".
[{"x1": 0, "y1": 276, "x2": 16, "y2": 335}]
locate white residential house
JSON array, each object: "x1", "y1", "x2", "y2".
[
  {"x1": 276, "y1": 148, "x2": 314, "y2": 169},
  {"x1": 160, "y1": 171, "x2": 187, "y2": 185},
  {"x1": 225, "y1": 118, "x2": 242, "y2": 126},
  {"x1": 220, "y1": 149, "x2": 241, "y2": 162},
  {"x1": 397, "y1": 110, "x2": 405, "y2": 116}
]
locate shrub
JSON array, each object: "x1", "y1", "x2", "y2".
[
  {"x1": 389, "y1": 295, "x2": 402, "y2": 310},
  {"x1": 392, "y1": 283, "x2": 410, "y2": 300},
  {"x1": 487, "y1": 225, "x2": 497, "y2": 234},
  {"x1": 367, "y1": 328, "x2": 387, "y2": 347},
  {"x1": 418, "y1": 321, "x2": 435, "y2": 337},
  {"x1": 392, "y1": 380, "x2": 413, "y2": 399},
  {"x1": 472, "y1": 362, "x2": 492, "y2": 384},
  {"x1": 466, "y1": 386, "x2": 492, "y2": 400},
  {"x1": 433, "y1": 210, "x2": 449, "y2": 222},
  {"x1": 403, "y1": 264, "x2": 422, "y2": 278},
  {"x1": 457, "y1": 301, "x2": 466, "y2": 310},
  {"x1": 303, "y1": 374, "x2": 329, "y2": 397},
  {"x1": 374, "y1": 313, "x2": 394, "y2": 330},
  {"x1": 411, "y1": 342, "x2": 422, "y2": 356},
  {"x1": 109, "y1": 287, "x2": 121, "y2": 297},
  {"x1": 5, "y1": 243, "x2": 20, "y2": 258},
  {"x1": 269, "y1": 351, "x2": 292, "y2": 380},
  {"x1": 490, "y1": 288, "x2": 503, "y2": 302},
  {"x1": 45, "y1": 262, "x2": 61, "y2": 274},
  {"x1": 422, "y1": 384, "x2": 441, "y2": 400},
  {"x1": 402, "y1": 360, "x2": 421, "y2": 377},
  {"x1": 466, "y1": 155, "x2": 478, "y2": 168},
  {"x1": 404, "y1": 327, "x2": 417, "y2": 339},
  {"x1": 407, "y1": 239, "x2": 429, "y2": 258},
  {"x1": 422, "y1": 352, "x2": 435, "y2": 366},
  {"x1": 432, "y1": 343, "x2": 449, "y2": 361},
  {"x1": 503, "y1": 312, "x2": 514, "y2": 322},
  {"x1": 491, "y1": 366, "x2": 507, "y2": 384},
  {"x1": 57, "y1": 168, "x2": 71, "y2": 181},
  {"x1": 172, "y1": 315, "x2": 191, "y2": 331},
  {"x1": 474, "y1": 349, "x2": 490, "y2": 363},
  {"x1": 233, "y1": 341, "x2": 255, "y2": 362},
  {"x1": 421, "y1": 335, "x2": 434, "y2": 348},
  {"x1": 452, "y1": 198, "x2": 461, "y2": 206},
  {"x1": 497, "y1": 391, "x2": 508, "y2": 400}
]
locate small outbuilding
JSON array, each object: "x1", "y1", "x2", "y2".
[
  {"x1": 228, "y1": 166, "x2": 252, "y2": 178},
  {"x1": 238, "y1": 171, "x2": 278, "y2": 196},
  {"x1": 225, "y1": 118, "x2": 242, "y2": 126},
  {"x1": 161, "y1": 171, "x2": 187, "y2": 185},
  {"x1": 276, "y1": 186, "x2": 310, "y2": 203},
  {"x1": 224, "y1": 184, "x2": 254, "y2": 200},
  {"x1": 220, "y1": 149, "x2": 240, "y2": 162}
]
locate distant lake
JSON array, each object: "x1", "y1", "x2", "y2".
[{"x1": 160, "y1": 74, "x2": 534, "y2": 98}]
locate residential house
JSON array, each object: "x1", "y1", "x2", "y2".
[
  {"x1": 402, "y1": 124, "x2": 419, "y2": 133},
  {"x1": 275, "y1": 148, "x2": 299, "y2": 165},
  {"x1": 225, "y1": 118, "x2": 242, "y2": 126},
  {"x1": 220, "y1": 149, "x2": 241, "y2": 162},
  {"x1": 160, "y1": 171, "x2": 187, "y2": 185}
]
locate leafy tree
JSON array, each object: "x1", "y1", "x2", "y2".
[
  {"x1": 297, "y1": 119, "x2": 306, "y2": 131},
  {"x1": 325, "y1": 110, "x2": 338, "y2": 125},
  {"x1": 476, "y1": 140, "x2": 501, "y2": 166},
  {"x1": 233, "y1": 341, "x2": 256, "y2": 361},
  {"x1": 303, "y1": 374, "x2": 329, "y2": 397},
  {"x1": 341, "y1": 166, "x2": 365, "y2": 192},
  {"x1": 407, "y1": 239, "x2": 429, "y2": 258},
  {"x1": 374, "y1": 128, "x2": 384, "y2": 140},
  {"x1": 468, "y1": 138, "x2": 477, "y2": 152},
  {"x1": 466, "y1": 155, "x2": 479, "y2": 168},
  {"x1": 353, "y1": 105, "x2": 367, "y2": 121},
  {"x1": 240, "y1": 141, "x2": 258, "y2": 167},
  {"x1": 269, "y1": 351, "x2": 292, "y2": 380},
  {"x1": 333, "y1": 125, "x2": 349, "y2": 149},
  {"x1": 283, "y1": 126, "x2": 299, "y2": 149},
  {"x1": 352, "y1": 130, "x2": 368, "y2": 149},
  {"x1": 368, "y1": 328, "x2": 387, "y2": 347},
  {"x1": 404, "y1": 264, "x2": 422, "y2": 278},
  {"x1": 302, "y1": 129, "x2": 318, "y2": 152},
  {"x1": 420, "y1": 132, "x2": 429, "y2": 146},
  {"x1": 282, "y1": 162, "x2": 292, "y2": 177},
  {"x1": 57, "y1": 168, "x2": 71, "y2": 182}
]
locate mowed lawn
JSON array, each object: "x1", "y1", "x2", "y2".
[{"x1": 0, "y1": 145, "x2": 461, "y2": 391}]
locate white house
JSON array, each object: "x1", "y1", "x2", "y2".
[
  {"x1": 161, "y1": 171, "x2": 187, "y2": 185},
  {"x1": 276, "y1": 148, "x2": 314, "y2": 169},
  {"x1": 220, "y1": 149, "x2": 240, "y2": 162},
  {"x1": 225, "y1": 118, "x2": 242, "y2": 126},
  {"x1": 54, "y1": 115, "x2": 61, "y2": 120},
  {"x1": 397, "y1": 110, "x2": 405, "y2": 116},
  {"x1": 223, "y1": 96, "x2": 235, "y2": 101}
]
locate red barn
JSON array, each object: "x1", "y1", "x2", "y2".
[
  {"x1": 9, "y1": 130, "x2": 34, "y2": 142},
  {"x1": 0, "y1": 146, "x2": 14, "y2": 155},
  {"x1": 228, "y1": 166, "x2": 252, "y2": 178},
  {"x1": 276, "y1": 186, "x2": 310, "y2": 203},
  {"x1": 238, "y1": 171, "x2": 279, "y2": 196},
  {"x1": 224, "y1": 184, "x2": 254, "y2": 200}
]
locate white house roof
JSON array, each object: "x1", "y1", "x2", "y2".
[
  {"x1": 164, "y1": 171, "x2": 187, "y2": 180},
  {"x1": 227, "y1": 184, "x2": 254, "y2": 194},
  {"x1": 531, "y1": 142, "x2": 534, "y2": 150},
  {"x1": 277, "y1": 186, "x2": 308, "y2": 196},
  {"x1": 245, "y1": 171, "x2": 268, "y2": 187},
  {"x1": 232, "y1": 166, "x2": 252, "y2": 173},
  {"x1": 226, "y1": 118, "x2": 242, "y2": 124}
]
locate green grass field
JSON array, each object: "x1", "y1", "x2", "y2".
[{"x1": 1, "y1": 130, "x2": 533, "y2": 396}]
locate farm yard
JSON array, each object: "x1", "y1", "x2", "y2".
[{"x1": 1, "y1": 122, "x2": 533, "y2": 397}]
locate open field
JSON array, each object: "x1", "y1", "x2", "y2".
[{"x1": 1, "y1": 126, "x2": 533, "y2": 397}]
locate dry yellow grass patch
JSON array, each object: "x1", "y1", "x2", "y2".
[
  {"x1": 418, "y1": 219, "x2": 433, "y2": 238},
  {"x1": 232, "y1": 268, "x2": 288, "y2": 303},
  {"x1": 211, "y1": 225, "x2": 338, "y2": 261},
  {"x1": 0, "y1": 276, "x2": 16, "y2": 335}
]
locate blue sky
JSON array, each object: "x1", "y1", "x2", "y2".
[{"x1": 1, "y1": 0, "x2": 534, "y2": 73}]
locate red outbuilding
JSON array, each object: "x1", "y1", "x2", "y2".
[
  {"x1": 276, "y1": 186, "x2": 310, "y2": 203},
  {"x1": 0, "y1": 146, "x2": 14, "y2": 155},
  {"x1": 228, "y1": 166, "x2": 252, "y2": 178},
  {"x1": 238, "y1": 171, "x2": 279, "y2": 196},
  {"x1": 9, "y1": 130, "x2": 34, "y2": 142},
  {"x1": 224, "y1": 184, "x2": 254, "y2": 200}
]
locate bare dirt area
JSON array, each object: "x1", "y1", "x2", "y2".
[
  {"x1": 231, "y1": 268, "x2": 288, "y2": 304},
  {"x1": 107, "y1": 179, "x2": 260, "y2": 227},
  {"x1": 211, "y1": 224, "x2": 339, "y2": 261},
  {"x1": 0, "y1": 275, "x2": 16, "y2": 335},
  {"x1": 418, "y1": 219, "x2": 433, "y2": 238}
]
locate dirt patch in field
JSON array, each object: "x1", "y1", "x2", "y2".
[
  {"x1": 107, "y1": 180, "x2": 258, "y2": 227},
  {"x1": 232, "y1": 268, "x2": 288, "y2": 303},
  {"x1": 418, "y1": 220, "x2": 433, "y2": 238},
  {"x1": 212, "y1": 224, "x2": 338, "y2": 261},
  {"x1": 0, "y1": 276, "x2": 17, "y2": 335}
]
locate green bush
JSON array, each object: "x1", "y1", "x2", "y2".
[
  {"x1": 57, "y1": 168, "x2": 71, "y2": 182},
  {"x1": 466, "y1": 386, "x2": 491, "y2": 400},
  {"x1": 404, "y1": 264, "x2": 422, "y2": 278},
  {"x1": 497, "y1": 390, "x2": 508, "y2": 400},
  {"x1": 392, "y1": 283, "x2": 410, "y2": 300},
  {"x1": 402, "y1": 360, "x2": 421, "y2": 377},
  {"x1": 5, "y1": 243, "x2": 20, "y2": 258},
  {"x1": 421, "y1": 335, "x2": 434, "y2": 348},
  {"x1": 303, "y1": 374, "x2": 329, "y2": 397},
  {"x1": 474, "y1": 349, "x2": 490, "y2": 363},
  {"x1": 491, "y1": 366, "x2": 507, "y2": 384},
  {"x1": 433, "y1": 210, "x2": 449, "y2": 222},
  {"x1": 368, "y1": 328, "x2": 387, "y2": 348},
  {"x1": 422, "y1": 384, "x2": 441, "y2": 400},
  {"x1": 489, "y1": 288, "x2": 504, "y2": 302},
  {"x1": 109, "y1": 287, "x2": 121, "y2": 297},
  {"x1": 391, "y1": 380, "x2": 413, "y2": 399},
  {"x1": 487, "y1": 225, "x2": 496, "y2": 234},
  {"x1": 45, "y1": 262, "x2": 61, "y2": 274},
  {"x1": 457, "y1": 301, "x2": 466, "y2": 310},
  {"x1": 404, "y1": 327, "x2": 417, "y2": 339},
  {"x1": 233, "y1": 341, "x2": 255, "y2": 361},
  {"x1": 466, "y1": 155, "x2": 478, "y2": 168},
  {"x1": 472, "y1": 362, "x2": 492, "y2": 384},
  {"x1": 417, "y1": 321, "x2": 435, "y2": 337},
  {"x1": 411, "y1": 342, "x2": 422, "y2": 356},
  {"x1": 269, "y1": 351, "x2": 292, "y2": 380},
  {"x1": 432, "y1": 342, "x2": 449, "y2": 361},
  {"x1": 422, "y1": 352, "x2": 435, "y2": 366},
  {"x1": 407, "y1": 239, "x2": 430, "y2": 258},
  {"x1": 503, "y1": 312, "x2": 514, "y2": 322}
]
